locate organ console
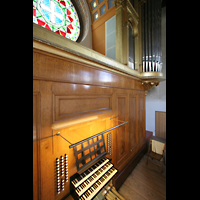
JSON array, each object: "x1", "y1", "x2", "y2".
[
  {"x1": 70, "y1": 157, "x2": 118, "y2": 200},
  {"x1": 69, "y1": 133, "x2": 125, "y2": 200}
]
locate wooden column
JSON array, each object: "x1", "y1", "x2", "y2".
[{"x1": 115, "y1": 0, "x2": 128, "y2": 65}]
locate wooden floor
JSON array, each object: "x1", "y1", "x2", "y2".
[
  {"x1": 118, "y1": 154, "x2": 166, "y2": 200},
  {"x1": 65, "y1": 154, "x2": 166, "y2": 200}
]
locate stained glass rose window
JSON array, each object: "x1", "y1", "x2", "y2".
[{"x1": 33, "y1": 0, "x2": 80, "y2": 42}]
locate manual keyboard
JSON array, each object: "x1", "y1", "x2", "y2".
[{"x1": 70, "y1": 157, "x2": 118, "y2": 200}]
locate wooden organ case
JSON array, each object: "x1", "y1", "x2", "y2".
[{"x1": 33, "y1": 24, "x2": 147, "y2": 200}]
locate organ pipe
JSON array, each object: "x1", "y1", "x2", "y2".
[{"x1": 142, "y1": 0, "x2": 162, "y2": 72}]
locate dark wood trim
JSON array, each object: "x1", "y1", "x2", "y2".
[
  {"x1": 113, "y1": 143, "x2": 148, "y2": 191},
  {"x1": 146, "y1": 130, "x2": 153, "y2": 141}
]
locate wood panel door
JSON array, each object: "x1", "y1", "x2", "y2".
[{"x1": 155, "y1": 111, "x2": 166, "y2": 139}]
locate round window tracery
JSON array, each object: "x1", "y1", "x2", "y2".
[{"x1": 33, "y1": 0, "x2": 81, "y2": 42}]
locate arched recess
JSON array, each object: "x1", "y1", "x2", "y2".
[
  {"x1": 127, "y1": 0, "x2": 139, "y2": 38},
  {"x1": 127, "y1": 11, "x2": 138, "y2": 37},
  {"x1": 127, "y1": 1, "x2": 140, "y2": 71},
  {"x1": 72, "y1": 0, "x2": 92, "y2": 44}
]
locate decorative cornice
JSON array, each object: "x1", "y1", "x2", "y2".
[
  {"x1": 127, "y1": 0, "x2": 139, "y2": 20},
  {"x1": 127, "y1": 0, "x2": 139, "y2": 36},
  {"x1": 33, "y1": 23, "x2": 165, "y2": 84},
  {"x1": 71, "y1": 0, "x2": 90, "y2": 42},
  {"x1": 114, "y1": 0, "x2": 127, "y2": 8}
]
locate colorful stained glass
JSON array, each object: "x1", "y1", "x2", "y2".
[
  {"x1": 109, "y1": 0, "x2": 114, "y2": 8},
  {"x1": 100, "y1": 4, "x2": 106, "y2": 15},
  {"x1": 33, "y1": 0, "x2": 80, "y2": 42},
  {"x1": 91, "y1": 0, "x2": 97, "y2": 10},
  {"x1": 93, "y1": 11, "x2": 98, "y2": 21}
]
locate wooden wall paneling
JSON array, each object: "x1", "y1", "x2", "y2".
[
  {"x1": 53, "y1": 95, "x2": 112, "y2": 122},
  {"x1": 39, "y1": 81, "x2": 54, "y2": 199},
  {"x1": 33, "y1": 50, "x2": 78, "y2": 83},
  {"x1": 90, "y1": 118, "x2": 107, "y2": 136},
  {"x1": 91, "y1": 5, "x2": 116, "y2": 55},
  {"x1": 155, "y1": 111, "x2": 166, "y2": 139},
  {"x1": 138, "y1": 94, "x2": 146, "y2": 148},
  {"x1": 117, "y1": 96, "x2": 126, "y2": 159},
  {"x1": 33, "y1": 49, "x2": 144, "y2": 91},
  {"x1": 51, "y1": 78, "x2": 115, "y2": 97},
  {"x1": 114, "y1": 93, "x2": 129, "y2": 171},
  {"x1": 33, "y1": 91, "x2": 41, "y2": 200},
  {"x1": 40, "y1": 81, "x2": 53, "y2": 139},
  {"x1": 92, "y1": 23, "x2": 105, "y2": 55},
  {"x1": 40, "y1": 138, "x2": 54, "y2": 200},
  {"x1": 52, "y1": 81, "x2": 114, "y2": 128},
  {"x1": 129, "y1": 94, "x2": 138, "y2": 155},
  {"x1": 33, "y1": 48, "x2": 147, "y2": 199},
  {"x1": 142, "y1": 94, "x2": 146, "y2": 139}
]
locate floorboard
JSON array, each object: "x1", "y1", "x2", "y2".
[
  {"x1": 65, "y1": 154, "x2": 166, "y2": 200},
  {"x1": 118, "y1": 154, "x2": 166, "y2": 200}
]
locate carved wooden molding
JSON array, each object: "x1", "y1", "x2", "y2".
[
  {"x1": 127, "y1": 0, "x2": 139, "y2": 36},
  {"x1": 142, "y1": 81, "x2": 160, "y2": 95}
]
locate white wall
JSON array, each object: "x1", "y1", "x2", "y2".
[{"x1": 146, "y1": 6, "x2": 166, "y2": 136}]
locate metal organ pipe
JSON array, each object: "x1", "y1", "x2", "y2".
[
  {"x1": 142, "y1": 4, "x2": 145, "y2": 72},
  {"x1": 145, "y1": 1, "x2": 148, "y2": 71},
  {"x1": 148, "y1": 0, "x2": 152, "y2": 71},
  {"x1": 142, "y1": 0, "x2": 162, "y2": 72}
]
